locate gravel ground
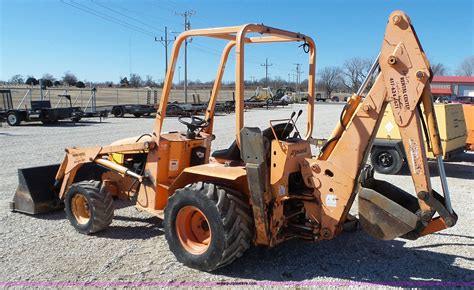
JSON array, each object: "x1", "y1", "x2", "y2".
[{"x1": 0, "y1": 103, "x2": 473, "y2": 286}]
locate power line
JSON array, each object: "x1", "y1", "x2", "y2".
[
  {"x1": 294, "y1": 63, "x2": 303, "y2": 92},
  {"x1": 155, "y1": 26, "x2": 176, "y2": 76},
  {"x1": 61, "y1": 0, "x2": 156, "y2": 37},
  {"x1": 261, "y1": 58, "x2": 273, "y2": 87},
  {"x1": 165, "y1": 0, "x2": 213, "y2": 27},
  {"x1": 176, "y1": 10, "x2": 195, "y2": 103},
  {"x1": 91, "y1": 0, "x2": 164, "y2": 33},
  {"x1": 137, "y1": 2, "x2": 187, "y2": 29}
]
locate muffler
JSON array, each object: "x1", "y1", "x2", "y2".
[
  {"x1": 10, "y1": 164, "x2": 62, "y2": 214},
  {"x1": 358, "y1": 177, "x2": 421, "y2": 240}
]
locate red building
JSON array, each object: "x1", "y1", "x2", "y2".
[{"x1": 431, "y1": 76, "x2": 474, "y2": 103}]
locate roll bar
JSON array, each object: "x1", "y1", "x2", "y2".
[{"x1": 153, "y1": 24, "x2": 317, "y2": 146}]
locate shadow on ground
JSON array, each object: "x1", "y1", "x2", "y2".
[
  {"x1": 9, "y1": 120, "x2": 109, "y2": 127},
  {"x1": 14, "y1": 201, "x2": 473, "y2": 283},
  {"x1": 215, "y1": 231, "x2": 474, "y2": 283},
  {"x1": 396, "y1": 152, "x2": 474, "y2": 179},
  {"x1": 95, "y1": 215, "x2": 164, "y2": 240}
]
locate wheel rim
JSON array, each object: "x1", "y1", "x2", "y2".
[
  {"x1": 175, "y1": 206, "x2": 211, "y2": 255},
  {"x1": 7, "y1": 114, "x2": 17, "y2": 124},
  {"x1": 71, "y1": 194, "x2": 91, "y2": 225},
  {"x1": 378, "y1": 152, "x2": 394, "y2": 168}
]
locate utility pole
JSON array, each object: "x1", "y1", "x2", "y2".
[
  {"x1": 129, "y1": 35, "x2": 132, "y2": 78},
  {"x1": 155, "y1": 26, "x2": 175, "y2": 77},
  {"x1": 178, "y1": 66, "x2": 182, "y2": 87},
  {"x1": 261, "y1": 58, "x2": 273, "y2": 87},
  {"x1": 294, "y1": 63, "x2": 303, "y2": 93},
  {"x1": 176, "y1": 10, "x2": 195, "y2": 103}
]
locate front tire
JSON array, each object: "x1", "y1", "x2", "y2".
[
  {"x1": 6, "y1": 111, "x2": 21, "y2": 126},
  {"x1": 164, "y1": 182, "x2": 254, "y2": 271},
  {"x1": 371, "y1": 147, "x2": 404, "y2": 175},
  {"x1": 65, "y1": 180, "x2": 114, "y2": 234}
]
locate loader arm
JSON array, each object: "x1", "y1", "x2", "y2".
[{"x1": 303, "y1": 11, "x2": 456, "y2": 241}]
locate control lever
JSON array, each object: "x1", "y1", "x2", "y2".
[
  {"x1": 282, "y1": 111, "x2": 296, "y2": 135},
  {"x1": 293, "y1": 109, "x2": 303, "y2": 138}
]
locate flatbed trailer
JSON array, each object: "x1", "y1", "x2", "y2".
[
  {"x1": 110, "y1": 102, "x2": 202, "y2": 118},
  {"x1": 1, "y1": 90, "x2": 84, "y2": 126},
  {"x1": 110, "y1": 104, "x2": 156, "y2": 118},
  {"x1": 243, "y1": 99, "x2": 289, "y2": 109}
]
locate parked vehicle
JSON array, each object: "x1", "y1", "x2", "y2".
[
  {"x1": 371, "y1": 103, "x2": 466, "y2": 174},
  {"x1": 463, "y1": 104, "x2": 474, "y2": 150},
  {"x1": 452, "y1": 96, "x2": 474, "y2": 104},
  {"x1": 11, "y1": 12, "x2": 457, "y2": 271},
  {"x1": 1, "y1": 90, "x2": 83, "y2": 126}
]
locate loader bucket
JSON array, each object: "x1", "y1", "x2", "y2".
[
  {"x1": 358, "y1": 178, "x2": 420, "y2": 240},
  {"x1": 10, "y1": 164, "x2": 62, "y2": 214},
  {"x1": 11, "y1": 163, "x2": 108, "y2": 215}
]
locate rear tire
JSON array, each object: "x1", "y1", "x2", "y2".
[
  {"x1": 113, "y1": 107, "x2": 124, "y2": 118},
  {"x1": 371, "y1": 147, "x2": 404, "y2": 175},
  {"x1": 6, "y1": 111, "x2": 21, "y2": 126},
  {"x1": 164, "y1": 182, "x2": 254, "y2": 271},
  {"x1": 65, "y1": 180, "x2": 114, "y2": 234}
]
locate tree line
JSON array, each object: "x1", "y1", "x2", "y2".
[
  {"x1": 3, "y1": 72, "x2": 162, "y2": 89},
  {"x1": 3, "y1": 55, "x2": 473, "y2": 93},
  {"x1": 317, "y1": 55, "x2": 474, "y2": 98},
  {"x1": 7, "y1": 72, "x2": 88, "y2": 88}
]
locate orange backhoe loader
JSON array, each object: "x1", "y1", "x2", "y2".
[{"x1": 11, "y1": 11, "x2": 457, "y2": 271}]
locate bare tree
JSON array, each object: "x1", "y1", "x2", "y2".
[
  {"x1": 41, "y1": 79, "x2": 53, "y2": 87},
  {"x1": 25, "y1": 76, "x2": 39, "y2": 86},
  {"x1": 9, "y1": 74, "x2": 24, "y2": 85},
  {"x1": 458, "y1": 56, "x2": 474, "y2": 76},
  {"x1": 75, "y1": 81, "x2": 86, "y2": 88},
  {"x1": 431, "y1": 62, "x2": 448, "y2": 76},
  {"x1": 144, "y1": 75, "x2": 158, "y2": 87},
  {"x1": 129, "y1": 73, "x2": 143, "y2": 88},
  {"x1": 318, "y1": 66, "x2": 342, "y2": 98},
  {"x1": 42, "y1": 73, "x2": 56, "y2": 82},
  {"x1": 120, "y1": 77, "x2": 129, "y2": 87},
  {"x1": 341, "y1": 57, "x2": 372, "y2": 92},
  {"x1": 62, "y1": 71, "x2": 78, "y2": 86}
]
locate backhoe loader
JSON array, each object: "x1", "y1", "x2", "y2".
[{"x1": 11, "y1": 11, "x2": 458, "y2": 271}]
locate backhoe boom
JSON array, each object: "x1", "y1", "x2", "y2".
[{"x1": 306, "y1": 11, "x2": 456, "y2": 240}]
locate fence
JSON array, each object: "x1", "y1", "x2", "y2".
[{"x1": 6, "y1": 87, "x2": 258, "y2": 111}]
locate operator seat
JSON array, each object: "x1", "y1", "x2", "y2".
[{"x1": 212, "y1": 123, "x2": 294, "y2": 163}]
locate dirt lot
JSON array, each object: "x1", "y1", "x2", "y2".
[{"x1": 0, "y1": 103, "x2": 473, "y2": 286}]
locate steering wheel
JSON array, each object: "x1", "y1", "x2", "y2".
[{"x1": 178, "y1": 115, "x2": 209, "y2": 139}]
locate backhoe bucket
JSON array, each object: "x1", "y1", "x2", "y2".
[
  {"x1": 10, "y1": 164, "x2": 62, "y2": 214},
  {"x1": 358, "y1": 178, "x2": 420, "y2": 240}
]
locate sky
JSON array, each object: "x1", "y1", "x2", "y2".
[{"x1": 1, "y1": 0, "x2": 473, "y2": 83}]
